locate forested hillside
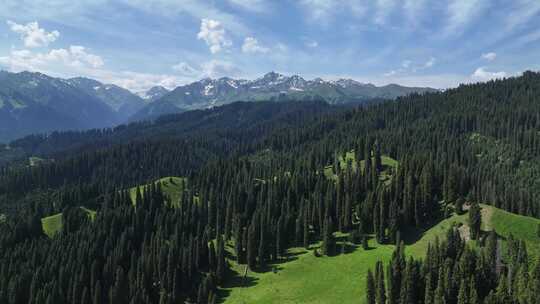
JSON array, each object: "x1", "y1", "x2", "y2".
[{"x1": 1, "y1": 72, "x2": 540, "y2": 304}]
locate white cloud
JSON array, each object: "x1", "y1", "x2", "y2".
[
  {"x1": 104, "y1": 71, "x2": 183, "y2": 92},
  {"x1": 172, "y1": 62, "x2": 199, "y2": 76},
  {"x1": 505, "y1": 0, "x2": 540, "y2": 31},
  {"x1": 374, "y1": 0, "x2": 396, "y2": 25},
  {"x1": 299, "y1": 0, "x2": 366, "y2": 23},
  {"x1": 6, "y1": 20, "x2": 60, "y2": 48},
  {"x1": 0, "y1": 45, "x2": 191, "y2": 92},
  {"x1": 0, "y1": 46, "x2": 103, "y2": 71},
  {"x1": 403, "y1": 0, "x2": 427, "y2": 25},
  {"x1": 444, "y1": 0, "x2": 488, "y2": 36},
  {"x1": 228, "y1": 0, "x2": 267, "y2": 12},
  {"x1": 401, "y1": 60, "x2": 412, "y2": 68},
  {"x1": 197, "y1": 19, "x2": 232, "y2": 54},
  {"x1": 201, "y1": 60, "x2": 241, "y2": 78},
  {"x1": 122, "y1": 0, "x2": 249, "y2": 34},
  {"x1": 305, "y1": 39, "x2": 318, "y2": 48},
  {"x1": 276, "y1": 43, "x2": 288, "y2": 52},
  {"x1": 242, "y1": 37, "x2": 269, "y2": 54},
  {"x1": 481, "y1": 52, "x2": 496, "y2": 61},
  {"x1": 471, "y1": 67, "x2": 506, "y2": 81},
  {"x1": 513, "y1": 29, "x2": 540, "y2": 48},
  {"x1": 383, "y1": 70, "x2": 397, "y2": 77},
  {"x1": 424, "y1": 57, "x2": 436, "y2": 68}
]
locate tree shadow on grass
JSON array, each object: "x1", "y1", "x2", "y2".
[
  {"x1": 217, "y1": 236, "x2": 378, "y2": 303},
  {"x1": 400, "y1": 214, "x2": 448, "y2": 246},
  {"x1": 216, "y1": 268, "x2": 259, "y2": 303}
]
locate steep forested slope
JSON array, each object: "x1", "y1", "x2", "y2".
[{"x1": 1, "y1": 72, "x2": 540, "y2": 304}]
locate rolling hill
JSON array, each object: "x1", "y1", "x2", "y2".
[{"x1": 220, "y1": 204, "x2": 540, "y2": 304}]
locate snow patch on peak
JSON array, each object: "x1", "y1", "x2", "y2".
[
  {"x1": 289, "y1": 87, "x2": 304, "y2": 92},
  {"x1": 203, "y1": 83, "x2": 214, "y2": 96},
  {"x1": 227, "y1": 80, "x2": 238, "y2": 89}
]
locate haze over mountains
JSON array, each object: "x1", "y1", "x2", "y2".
[{"x1": 0, "y1": 70, "x2": 437, "y2": 142}]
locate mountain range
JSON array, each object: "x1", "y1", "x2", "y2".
[
  {"x1": 130, "y1": 72, "x2": 437, "y2": 121},
  {"x1": 0, "y1": 70, "x2": 437, "y2": 142}
]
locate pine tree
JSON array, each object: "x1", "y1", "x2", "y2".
[
  {"x1": 434, "y1": 273, "x2": 446, "y2": 304},
  {"x1": 469, "y1": 203, "x2": 482, "y2": 240},
  {"x1": 425, "y1": 272, "x2": 434, "y2": 304},
  {"x1": 455, "y1": 197, "x2": 464, "y2": 215},
  {"x1": 366, "y1": 269, "x2": 376, "y2": 304},
  {"x1": 375, "y1": 261, "x2": 386, "y2": 304},
  {"x1": 362, "y1": 236, "x2": 369, "y2": 250},
  {"x1": 457, "y1": 279, "x2": 468, "y2": 304},
  {"x1": 110, "y1": 267, "x2": 128, "y2": 304},
  {"x1": 322, "y1": 216, "x2": 335, "y2": 256},
  {"x1": 303, "y1": 206, "x2": 310, "y2": 249},
  {"x1": 216, "y1": 235, "x2": 226, "y2": 285}
]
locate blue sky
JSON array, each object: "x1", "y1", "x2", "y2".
[{"x1": 0, "y1": 0, "x2": 539, "y2": 92}]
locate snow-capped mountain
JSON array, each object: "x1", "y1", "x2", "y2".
[{"x1": 130, "y1": 72, "x2": 438, "y2": 121}]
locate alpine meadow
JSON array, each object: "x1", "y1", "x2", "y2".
[{"x1": 1, "y1": 1, "x2": 540, "y2": 304}]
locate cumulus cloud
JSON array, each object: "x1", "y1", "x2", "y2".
[
  {"x1": 401, "y1": 60, "x2": 412, "y2": 68},
  {"x1": 471, "y1": 67, "x2": 506, "y2": 81},
  {"x1": 197, "y1": 19, "x2": 232, "y2": 54},
  {"x1": 201, "y1": 60, "x2": 241, "y2": 78},
  {"x1": 481, "y1": 52, "x2": 497, "y2": 61},
  {"x1": 0, "y1": 46, "x2": 103, "y2": 71},
  {"x1": 242, "y1": 37, "x2": 269, "y2": 54},
  {"x1": 7, "y1": 20, "x2": 60, "y2": 48}
]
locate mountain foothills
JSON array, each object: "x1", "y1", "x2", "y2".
[
  {"x1": 0, "y1": 70, "x2": 435, "y2": 142},
  {"x1": 0, "y1": 71, "x2": 145, "y2": 142},
  {"x1": 1, "y1": 71, "x2": 540, "y2": 304},
  {"x1": 131, "y1": 71, "x2": 437, "y2": 121}
]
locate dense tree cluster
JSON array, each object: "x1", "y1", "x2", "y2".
[
  {"x1": 1, "y1": 72, "x2": 540, "y2": 303},
  {"x1": 366, "y1": 228, "x2": 539, "y2": 304}
]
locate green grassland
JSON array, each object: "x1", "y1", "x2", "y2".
[
  {"x1": 128, "y1": 176, "x2": 189, "y2": 207},
  {"x1": 41, "y1": 207, "x2": 96, "y2": 238},
  {"x1": 41, "y1": 213, "x2": 64, "y2": 238},
  {"x1": 221, "y1": 204, "x2": 540, "y2": 304}
]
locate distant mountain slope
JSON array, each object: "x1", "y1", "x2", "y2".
[
  {"x1": 7, "y1": 100, "x2": 335, "y2": 159},
  {"x1": 137, "y1": 86, "x2": 170, "y2": 102},
  {"x1": 66, "y1": 77, "x2": 148, "y2": 121},
  {"x1": 131, "y1": 72, "x2": 437, "y2": 121},
  {"x1": 0, "y1": 71, "x2": 118, "y2": 142}
]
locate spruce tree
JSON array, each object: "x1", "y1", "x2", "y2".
[
  {"x1": 366, "y1": 269, "x2": 376, "y2": 304},
  {"x1": 469, "y1": 203, "x2": 482, "y2": 240},
  {"x1": 322, "y1": 216, "x2": 335, "y2": 256}
]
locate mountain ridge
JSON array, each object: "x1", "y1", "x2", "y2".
[
  {"x1": 0, "y1": 69, "x2": 437, "y2": 142},
  {"x1": 130, "y1": 71, "x2": 438, "y2": 121}
]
